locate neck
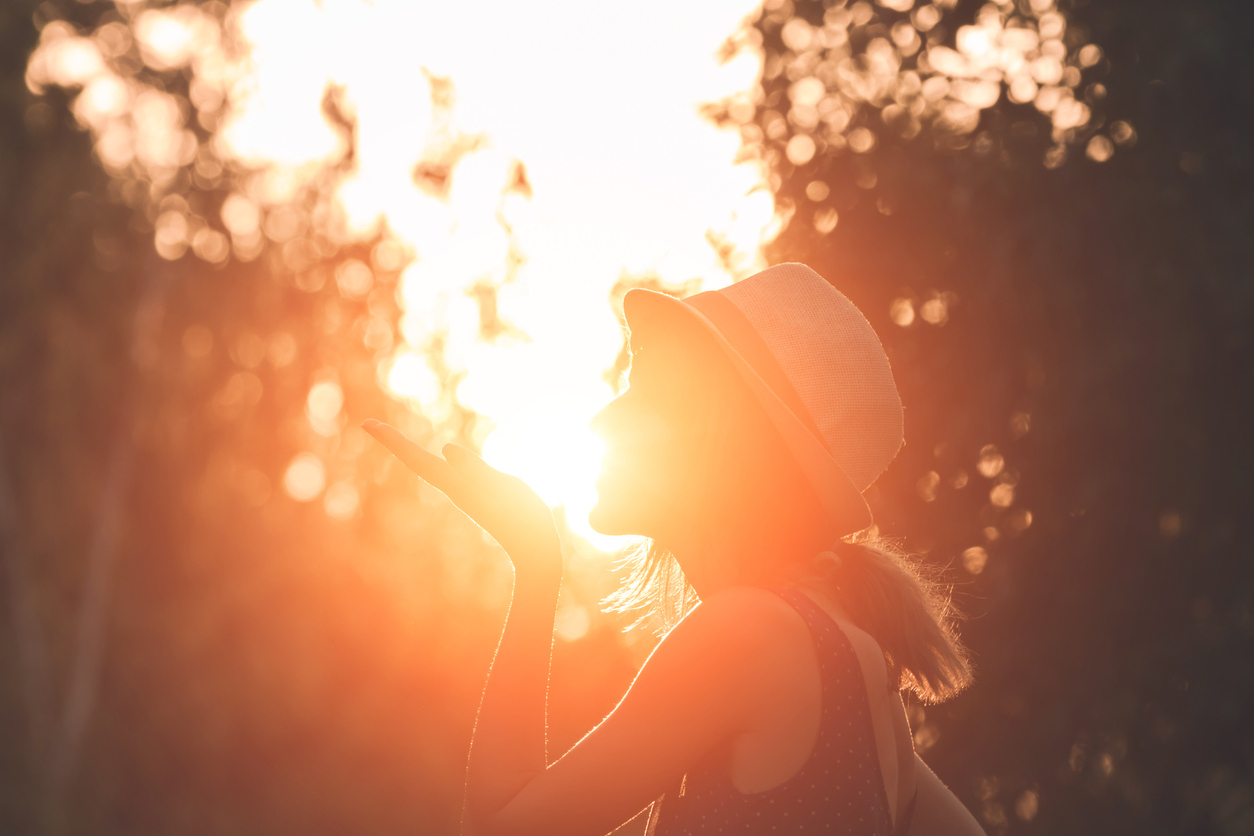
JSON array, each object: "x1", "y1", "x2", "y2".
[{"x1": 658, "y1": 522, "x2": 820, "y2": 600}]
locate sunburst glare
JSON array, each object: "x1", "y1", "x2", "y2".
[{"x1": 26, "y1": 0, "x2": 1109, "y2": 552}]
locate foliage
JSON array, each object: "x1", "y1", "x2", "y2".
[
  {"x1": 2, "y1": 2, "x2": 640, "y2": 834},
  {"x1": 1, "y1": 0, "x2": 1251, "y2": 834},
  {"x1": 748, "y1": 0, "x2": 1254, "y2": 833}
]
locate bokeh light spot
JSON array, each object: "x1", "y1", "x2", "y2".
[
  {"x1": 307, "y1": 381, "x2": 343, "y2": 437},
  {"x1": 1110, "y1": 120, "x2": 1137, "y2": 146},
  {"x1": 814, "y1": 207, "x2": 839, "y2": 234},
  {"x1": 1015, "y1": 791, "x2": 1040, "y2": 821},
  {"x1": 1010, "y1": 411, "x2": 1031, "y2": 439},
  {"x1": 786, "y1": 134, "x2": 817, "y2": 165},
  {"x1": 914, "y1": 723, "x2": 940, "y2": 751},
  {"x1": 284, "y1": 453, "x2": 326, "y2": 502},
  {"x1": 916, "y1": 470, "x2": 940, "y2": 502},
  {"x1": 336, "y1": 259, "x2": 374, "y2": 299},
  {"x1": 554, "y1": 603, "x2": 591, "y2": 642},
  {"x1": 324, "y1": 481, "x2": 360, "y2": 520},
  {"x1": 1008, "y1": 508, "x2": 1033, "y2": 531},
  {"x1": 1086, "y1": 134, "x2": 1114, "y2": 162},
  {"x1": 977, "y1": 444, "x2": 1005, "y2": 478},
  {"x1": 890, "y1": 297, "x2": 915, "y2": 327},
  {"x1": 962, "y1": 546, "x2": 988, "y2": 574},
  {"x1": 919, "y1": 295, "x2": 950, "y2": 325}
]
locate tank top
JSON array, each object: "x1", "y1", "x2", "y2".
[{"x1": 645, "y1": 586, "x2": 916, "y2": 836}]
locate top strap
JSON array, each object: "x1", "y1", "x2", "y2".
[{"x1": 763, "y1": 585, "x2": 917, "y2": 835}]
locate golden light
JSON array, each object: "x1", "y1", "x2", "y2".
[
  {"x1": 1110, "y1": 120, "x2": 1138, "y2": 146},
  {"x1": 27, "y1": 0, "x2": 1113, "y2": 547},
  {"x1": 284, "y1": 452, "x2": 326, "y2": 501},
  {"x1": 324, "y1": 481, "x2": 361, "y2": 520},
  {"x1": 307, "y1": 381, "x2": 344, "y2": 437},
  {"x1": 962, "y1": 546, "x2": 988, "y2": 575},
  {"x1": 890, "y1": 297, "x2": 915, "y2": 327},
  {"x1": 1010, "y1": 412, "x2": 1032, "y2": 439},
  {"x1": 1087, "y1": 135, "x2": 1115, "y2": 162},
  {"x1": 977, "y1": 444, "x2": 1006, "y2": 479},
  {"x1": 1015, "y1": 790, "x2": 1040, "y2": 822},
  {"x1": 1008, "y1": 509, "x2": 1034, "y2": 532},
  {"x1": 27, "y1": 0, "x2": 775, "y2": 549},
  {"x1": 990, "y1": 483, "x2": 1016, "y2": 508},
  {"x1": 554, "y1": 603, "x2": 592, "y2": 642},
  {"x1": 919, "y1": 295, "x2": 950, "y2": 325},
  {"x1": 235, "y1": 0, "x2": 771, "y2": 548},
  {"x1": 916, "y1": 471, "x2": 940, "y2": 502}
]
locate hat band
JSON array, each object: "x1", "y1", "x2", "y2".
[{"x1": 684, "y1": 290, "x2": 832, "y2": 456}]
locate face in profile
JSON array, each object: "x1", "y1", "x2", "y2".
[
  {"x1": 588, "y1": 324, "x2": 830, "y2": 586},
  {"x1": 587, "y1": 339, "x2": 706, "y2": 539}
]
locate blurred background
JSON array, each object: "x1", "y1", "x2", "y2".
[{"x1": 1, "y1": 0, "x2": 1251, "y2": 833}]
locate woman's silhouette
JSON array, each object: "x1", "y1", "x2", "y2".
[{"x1": 364, "y1": 263, "x2": 984, "y2": 835}]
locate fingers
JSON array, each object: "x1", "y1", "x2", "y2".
[
  {"x1": 442, "y1": 443, "x2": 499, "y2": 482},
  {"x1": 362, "y1": 419, "x2": 465, "y2": 496}
]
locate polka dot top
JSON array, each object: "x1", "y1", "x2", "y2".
[{"x1": 646, "y1": 586, "x2": 915, "y2": 836}]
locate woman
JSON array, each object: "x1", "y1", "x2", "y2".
[{"x1": 363, "y1": 263, "x2": 984, "y2": 835}]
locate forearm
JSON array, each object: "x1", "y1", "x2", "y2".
[{"x1": 463, "y1": 567, "x2": 562, "y2": 832}]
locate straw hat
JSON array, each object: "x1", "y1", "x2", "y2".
[{"x1": 622, "y1": 262, "x2": 904, "y2": 541}]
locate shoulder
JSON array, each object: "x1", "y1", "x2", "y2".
[
  {"x1": 626, "y1": 585, "x2": 815, "y2": 731},
  {"x1": 637, "y1": 589, "x2": 822, "y2": 736}
]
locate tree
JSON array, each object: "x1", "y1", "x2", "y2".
[{"x1": 746, "y1": 0, "x2": 1254, "y2": 832}]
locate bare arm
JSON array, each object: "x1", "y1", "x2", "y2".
[
  {"x1": 361, "y1": 422, "x2": 799, "y2": 836},
  {"x1": 359, "y1": 421, "x2": 571, "y2": 832},
  {"x1": 911, "y1": 753, "x2": 985, "y2": 836},
  {"x1": 462, "y1": 567, "x2": 562, "y2": 831},
  {"x1": 475, "y1": 586, "x2": 803, "y2": 836}
]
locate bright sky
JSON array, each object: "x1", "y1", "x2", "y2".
[
  {"x1": 219, "y1": 0, "x2": 773, "y2": 546},
  {"x1": 27, "y1": 0, "x2": 1101, "y2": 547}
]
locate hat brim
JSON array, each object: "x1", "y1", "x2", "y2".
[{"x1": 622, "y1": 286, "x2": 873, "y2": 542}]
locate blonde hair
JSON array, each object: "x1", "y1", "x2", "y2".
[{"x1": 600, "y1": 328, "x2": 973, "y2": 704}]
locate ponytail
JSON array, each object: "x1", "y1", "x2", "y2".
[
  {"x1": 803, "y1": 531, "x2": 973, "y2": 704},
  {"x1": 603, "y1": 530, "x2": 974, "y2": 705}
]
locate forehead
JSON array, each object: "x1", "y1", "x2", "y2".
[
  {"x1": 628, "y1": 328, "x2": 730, "y2": 393},
  {"x1": 628, "y1": 308, "x2": 714, "y2": 362},
  {"x1": 624, "y1": 342, "x2": 658, "y2": 382},
  {"x1": 627, "y1": 330, "x2": 688, "y2": 371}
]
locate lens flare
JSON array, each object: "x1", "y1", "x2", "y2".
[{"x1": 27, "y1": 0, "x2": 774, "y2": 546}]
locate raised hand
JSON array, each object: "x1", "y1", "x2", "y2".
[{"x1": 362, "y1": 419, "x2": 562, "y2": 579}]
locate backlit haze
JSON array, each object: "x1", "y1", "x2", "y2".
[
  {"x1": 26, "y1": 0, "x2": 1110, "y2": 552},
  {"x1": 228, "y1": 0, "x2": 772, "y2": 551},
  {"x1": 28, "y1": 0, "x2": 775, "y2": 551}
]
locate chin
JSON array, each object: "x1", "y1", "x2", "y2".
[
  {"x1": 587, "y1": 493, "x2": 645, "y2": 537},
  {"x1": 587, "y1": 499, "x2": 626, "y2": 536}
]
